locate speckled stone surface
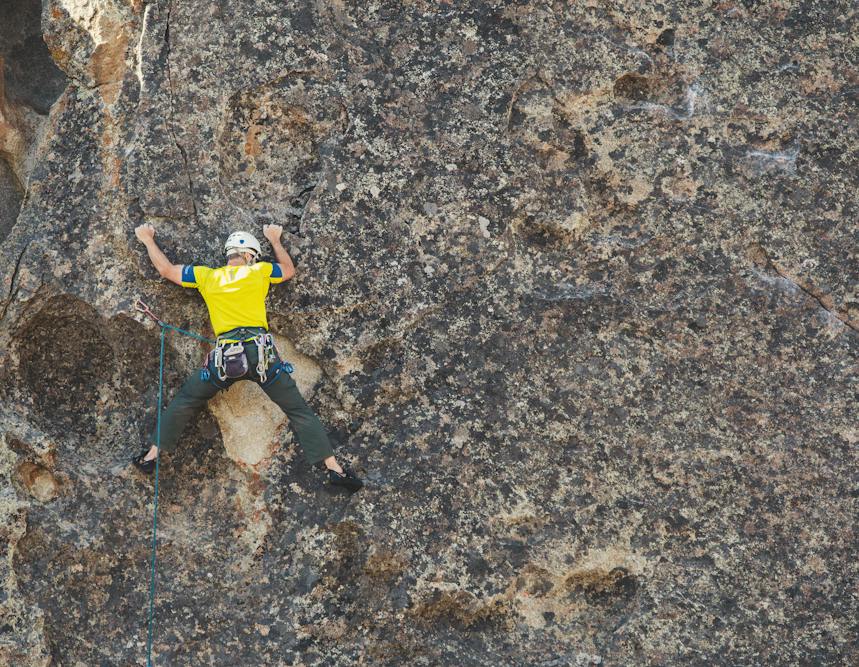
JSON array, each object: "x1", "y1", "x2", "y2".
[{"x1": 0, "y1": 1, "x2": 857, "y2": 665}]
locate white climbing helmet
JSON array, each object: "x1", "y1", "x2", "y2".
[{"x1": 224, "y1": 231, "x2": 261, "y2": 260}]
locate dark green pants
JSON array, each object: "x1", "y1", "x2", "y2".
[{"x1": 150, "y1": 332, "x2": 334, "y2": 465}]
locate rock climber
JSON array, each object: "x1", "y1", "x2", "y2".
[{"x1": 131, "y1": 222, "x2": 362, "y2": 491}]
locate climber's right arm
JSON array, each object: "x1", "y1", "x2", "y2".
[{"x1": 134, "y1": 223, "x2": 183, "y2": 286}]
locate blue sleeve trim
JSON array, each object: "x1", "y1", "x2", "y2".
[
  {"x1": 270, "y1": 263, "x2": 283, "y2": 279},
  {"x1": 181, "y1": 265, "x2": 196, "y2": 285}
]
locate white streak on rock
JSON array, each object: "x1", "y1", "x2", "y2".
[{"x1": 135, "y1": 2, "x2": 151, "y2": 96}]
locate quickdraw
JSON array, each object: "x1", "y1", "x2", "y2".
[
  {"x1": 255, "y1": 332, "x2": 278, "y2": 383},
  {"x1": 134, "y1": 298, "x2": 165, "y2": 327}
]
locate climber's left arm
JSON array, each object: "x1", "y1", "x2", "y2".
[{"x1": 134, "y1": 223, "x2": 183, "y2": 286}]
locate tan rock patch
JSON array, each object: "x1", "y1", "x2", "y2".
[{"x1": 209, "y1": 334, "x2": 323, "y2": 465}]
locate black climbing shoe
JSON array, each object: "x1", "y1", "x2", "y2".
[
  {"x1": 132, "y1": 448, "x2": 158, "y2": 474},
  {"x1": 327, "y1": 467, "x2": 363, "y2": 492}
]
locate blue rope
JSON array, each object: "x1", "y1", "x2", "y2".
[
  {"x1": 145, "y1": 321, "x2": 214, "y2": 666},
  {"x1": 160, "y1": 322, "x2": 216, "y2": 345}
]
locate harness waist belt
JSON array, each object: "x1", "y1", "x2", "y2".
[{"x1": 216, "y1": 326, "x2": 268, "y2": 344}]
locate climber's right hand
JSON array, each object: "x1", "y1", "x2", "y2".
[{"x1": 135, "y1": 223, "x2": 156, "y2": 243}]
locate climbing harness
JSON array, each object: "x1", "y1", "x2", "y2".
[{"x1": 210, "y1": 329, "x2": 278, "y2": 383}]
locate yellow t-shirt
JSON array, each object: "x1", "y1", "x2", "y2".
[{"x1": 181, "y1": 262, "x2": 285, "y2": 336}]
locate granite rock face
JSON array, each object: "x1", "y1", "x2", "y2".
[{"x1": 1, "y1": 1, "x2": 857, "y2": 665}]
